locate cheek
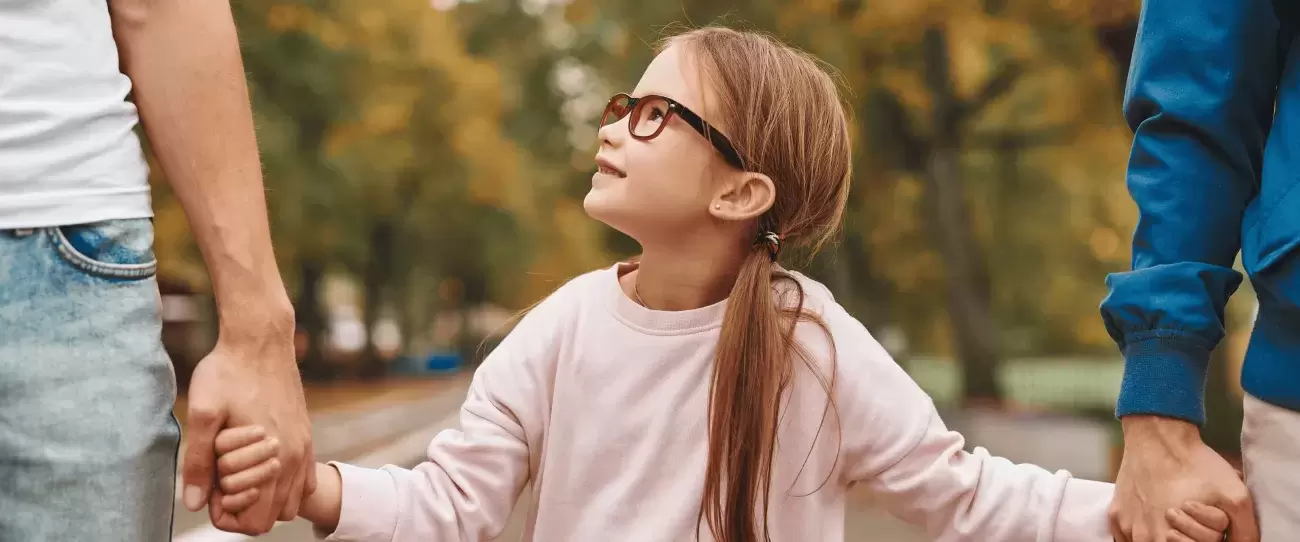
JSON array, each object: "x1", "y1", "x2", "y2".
[
  {"x1": 627, "y1": 138, "x2": 713, "y2": 203},
  {"x1": 583, "y1": 139, "x2": 714, "y2": 235}
]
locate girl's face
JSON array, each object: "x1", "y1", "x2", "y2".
[{"x1": 584, "y1": 44, "x2": 737, "y2": 244}]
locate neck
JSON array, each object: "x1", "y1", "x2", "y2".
[{"x1": 624, "y1": 237, "x2": 748, "y2": 311}]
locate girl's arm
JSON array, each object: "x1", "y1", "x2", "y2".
[
  {"x1": 302, "y1": 285, "x2": 576, "y2": 542},
  {"x1": 827, "y1": 312, "x2": 1112, "y2": 542}
]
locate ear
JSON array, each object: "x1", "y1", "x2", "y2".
[{"x1": 709, "y1": 172, "x2": 775, "y2": 222}]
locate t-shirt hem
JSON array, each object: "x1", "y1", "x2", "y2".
[{"x1": 0, "y1": 190, "x2": 153, "y2": 229}]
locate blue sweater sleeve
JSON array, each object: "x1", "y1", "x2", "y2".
[{"x1": 1100, "y1": 0, "x2": 1284, "y2": 425}]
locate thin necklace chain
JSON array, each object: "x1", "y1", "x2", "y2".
[{"x1": 633, "y1": 281, "x2": 648, "y2": 307}]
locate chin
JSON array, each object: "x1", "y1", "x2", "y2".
[
  {"x1": 583, "y1": 191, "x2": 644, "y2": 241},
  {"x1": 583, "y1": 191, "x2": 622, "y2": 228}
]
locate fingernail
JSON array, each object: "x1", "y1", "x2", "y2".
[{"x1": 183, "y1": 485, "x2": 203, "y2": 510}]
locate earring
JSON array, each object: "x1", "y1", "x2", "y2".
[{"x1": 713, "y1": 203, "x2": 722, "y2": 210}]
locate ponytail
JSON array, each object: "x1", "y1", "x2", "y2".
[
  {"x1": 666, "y1": 25, "x2": 851, "y2": 542},
  {"x1": 699, "y1": 231, "x2": 814, "y2": 542}
]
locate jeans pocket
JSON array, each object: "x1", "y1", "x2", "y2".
[{"x1": 51, "y1": 218, "x2": 158, "y2": 281}]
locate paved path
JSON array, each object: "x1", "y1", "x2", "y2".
[{"x1": 491, "y1": 484, "x2": 926, "y2": 541}]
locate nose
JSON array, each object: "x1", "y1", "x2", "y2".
[{"x1": 597, "y1": 114, "x2": 628, "y2": 149}]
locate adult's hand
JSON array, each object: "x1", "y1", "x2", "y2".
[
  {"x1": 181, "y1": 318, "x2": 315, "y2": 535},
  {"x1": 1109, "y1": 415, "x2": 1257, "y2": 542}
]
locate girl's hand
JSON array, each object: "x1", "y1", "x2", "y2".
[
  {"x1": 212, "y1": 425, "x2": 281, "y2": 514},
  {"x1": 1166, "y1": 501, "x2": 1232, "y2": 542}
]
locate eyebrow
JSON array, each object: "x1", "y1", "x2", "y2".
[{"x1": 630, "y1": 91, "x2": 672, "y2": 100}]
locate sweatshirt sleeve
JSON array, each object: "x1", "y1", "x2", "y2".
[
  {"x1": 319, "y1": 287, "x2": 572, "y2": 542},
  {"x1": 835, "y1": 318, "x2": 1113, "y2": 541},
  {"x1": 1099, "y1": 0, "x2": 1284, "y2": 425}
]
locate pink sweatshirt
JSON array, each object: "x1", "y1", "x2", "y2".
[{"x1": 322, "y1": 263, "x2": 1114, "y2": 541}]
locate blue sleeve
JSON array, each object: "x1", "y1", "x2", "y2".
[{"x1": 1100, "y1": 0, "x2": 1285, "y2": 425}]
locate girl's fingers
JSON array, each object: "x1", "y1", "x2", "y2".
[
  {"x1": 220, "y1": 458, "x2": 282, "y2": 495},
  {"x1": 217, "y1": 437, "x2": 280, "y2": 476},
  {"x1": 219, "y1": 488, "x2": 261, "y2": 514},
  {"x1": 1167, "y1": 507, "x2": 1226, "y2": 542},
  {"x1": 1182, "y1": 502, "x2": 1231, "y2": 532},
  {"x1": 215, "y1": 426, "x2": 267, "y2": 455}
]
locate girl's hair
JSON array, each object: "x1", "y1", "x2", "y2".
[{"x1": 660, "y1": 27, "x2": 853, "y2": 542}]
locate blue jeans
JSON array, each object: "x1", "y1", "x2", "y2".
[{"x1": 0, "y1": 219, "x2": 180, "y2": 541}]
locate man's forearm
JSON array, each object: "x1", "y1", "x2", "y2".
[
  {"x1": 110, "y1": 0, "x2": 292, "y2": 334},
  {"x1": 1099, "y1": 0, "x2": 1280, "y2": 425}
]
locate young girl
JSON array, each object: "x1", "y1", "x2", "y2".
[{"x1": 211, "y1": 27, "x2": 1233, "y2": 542}]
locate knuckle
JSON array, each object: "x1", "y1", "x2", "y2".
[
  {"x1": 1229, "y1": 490, "x2": 1252, "y2": 507},
  {"x1": 189, "y1": 406, "x2": 220, "y2": 425},
  {"x1": 253, "y1": 518, "x2": 275, "y2": 534},
  {"x1": 183, "y1": 462, "x2": 210, "y2": 480}
]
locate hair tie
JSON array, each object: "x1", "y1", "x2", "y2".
[{"x1": 757, "y1": 231, "x2": 783, "y2": 262}]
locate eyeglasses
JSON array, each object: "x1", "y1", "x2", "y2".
[{"x1": 600, "y1": 93, "x2": 745, "y2": 170}]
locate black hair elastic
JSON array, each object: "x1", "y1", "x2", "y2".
[{"x1": 757, "y1": 231, "x2": 783, "y2": 261}]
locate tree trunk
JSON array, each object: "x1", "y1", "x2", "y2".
[
  {"x1": 921, "y1": 28, "x2": 1004, "y2": 404},
  {"x1": 396, "y1": 268, "x2": 416, "y2": 355},
  {"x1": 359, "y1": 220, "x2": 394, "y2": 379},
  {"x1": 297, "y1": 258, "x2": 331, "y2": 381}
]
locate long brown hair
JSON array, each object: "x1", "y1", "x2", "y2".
[{"x1": 662, "y1": 28, "x2": 853, "y2": 542}]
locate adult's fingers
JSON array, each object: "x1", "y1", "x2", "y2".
[
  {"x1": 277, "y1": 461, "x2": 307, "y2": 521},
  {"x1": 304, "y1": 444, "x2": 319, "y2": 494},
  {"x1": 1131, "y1": 513, "x2": 1160, "y2": 542},
  {"x1": 209, "y1": 488, "x2": 274, "y2": 536},
  {"x1": 1215, "y1": 490, "x2": 1260, "y2": 542},
  {"x1": 1110, "y1": 505, "x2": 1134, "y2": 542},
  {"x1": 182, "y1": 401, "x2": 227, "y2": 512},
  {"x1": 208, "y1": 487, "x2": 233, "y2": 530},
  {"x1": 219, "y1": 488, "x2": 262, "y2": 515}
]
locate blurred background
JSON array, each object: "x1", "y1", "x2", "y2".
[{"x1": 160, "y1": 1, "x2": 1259, "y2": 539}]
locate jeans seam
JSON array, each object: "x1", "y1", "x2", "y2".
[
  {"x1": 168, "y1": 410, "x2": 182, "y2": 539},
  {"x1": 50, "y1": 227, "x2": 157, "y2": 279}
]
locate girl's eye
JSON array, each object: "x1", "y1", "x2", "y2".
[{"x1": 648, "y1": 107, "x2": 666, "y2": 121}]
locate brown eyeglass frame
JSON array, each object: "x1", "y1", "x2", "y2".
[{"x1": 601, "y1": 92, "x2": 746, "y2": 170}]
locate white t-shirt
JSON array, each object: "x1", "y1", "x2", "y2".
[{"x1": 0, "y1": 0, "x2": 152, "y2": 229}]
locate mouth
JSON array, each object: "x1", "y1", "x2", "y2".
[{"x1": 594, "y1": 157, "x2": 626, "y2": 178}]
